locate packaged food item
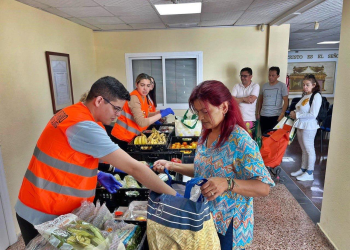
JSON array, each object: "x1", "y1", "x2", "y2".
[
  {"x1": 124, "y1": 175, "x2": 141, "y2": 188},
  {"x1": 35, "y1": 214, "x2": 108, "y2": 250}
]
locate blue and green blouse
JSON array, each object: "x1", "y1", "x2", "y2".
[{"x1": 194, "y1": 125, "x2": 275, "y2": 249}]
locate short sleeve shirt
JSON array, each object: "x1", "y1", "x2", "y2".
[
  {"x1": 66, "y1": 121, "x2": 119, "y2": 158},
  {"x1": 232, "y1": 82, "x2": 260, "y2": 121},
  {"x1": 260, "y1": 81, "x2": 288, "y2": 117},
  {"x1": 194, "y1": 125, "x2": 275, "y2": 249}
]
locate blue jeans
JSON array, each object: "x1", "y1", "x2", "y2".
[{"x1": 218, "y1": 219, "x2": 245, "y2": 250}]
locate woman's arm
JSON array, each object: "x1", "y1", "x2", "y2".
[
  {"x1": 200, "y1": 177, "x2": 270, "y2": 201},
  {"x1": 129, "y1": 96, "x2": 161, "y2": 127},
  {"x1": 153, "y1": 160, "x2": 195, "y2": 177},
  {"x1": 148, "y1": 110, "x2": 161, "y2": 117}
]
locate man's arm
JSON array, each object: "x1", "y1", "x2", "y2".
[
  {"x1": 101, "y1": 149, "x2": 176, "y2": 195},
  {"x1": 256, "y1": 95, "x2": 263, "y2": 119},
  {"x1": 278, "y1": 96, "x2": 289, "y2": 121}
]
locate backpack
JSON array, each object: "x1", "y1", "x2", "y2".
[{"x1": 310, "y1": 92, "x2": 328, "y2": 124}]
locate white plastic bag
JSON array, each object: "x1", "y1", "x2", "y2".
[{"x1": 175, "y1": 110, "x2": 202, "y2": 136}]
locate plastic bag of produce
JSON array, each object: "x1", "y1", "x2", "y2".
[
  {"x1": 175, "y1": 109, "x2": 202, "y2": 136},
  {"x1": 124, "y1": 175, "x2": 141, "y2": 188},
  {"x1": 35, "y1": 214, "x2": 109, "y2": 250}
]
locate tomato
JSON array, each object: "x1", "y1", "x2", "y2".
[{"x1": 171, "y1": 158, "x2": 182, "y2": 163}]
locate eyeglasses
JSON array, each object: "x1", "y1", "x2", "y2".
[
  {"x1": 240, "y1": 75, "x2": 251, "y2": 78},
  {"x1": 102, "y1": 97, "x2": 123, "y2": 113}
]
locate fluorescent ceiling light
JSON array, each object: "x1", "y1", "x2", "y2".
[
  {"x1": 317, "y1": 41, "x2": 340, "y2": 44},
  {"x1": 155, "y1": 3, "x2": 202, "y2": 15}
]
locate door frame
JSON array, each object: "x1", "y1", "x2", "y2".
[{"x1": 0, "y1": 146, "x2": 18, "y2": 245}]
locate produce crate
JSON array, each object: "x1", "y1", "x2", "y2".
[
  {"x1": 128, "y1": 151, "x2": 184, "y2": 181},
  {"x1": 127, "y1": 132, "x2": 169, "y2": 152},
  {"x1": 168, "y1": 136, "x2": 199, "y2": 156},
  {"x1": 144, "y1": 123, "x2": 175, "y2": 135}
]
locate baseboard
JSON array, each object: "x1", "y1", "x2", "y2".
[{"x1": 317, "y1": 223, "x2": 338, "y2": 250}]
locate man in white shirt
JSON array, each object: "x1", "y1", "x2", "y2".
[{"x1": 232, "y1": 67, "x2": 260, "y2": 137}]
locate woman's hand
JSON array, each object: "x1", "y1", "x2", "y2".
[
  {"x1": 200, "y1": 177, "x2": 228, "y2": 201},
  {"x1": 289, "y1": 111, "x2": 296, "y2": 119},
  {"x1": 153, "y1": 160, "x2": 171, "y2": 173}
]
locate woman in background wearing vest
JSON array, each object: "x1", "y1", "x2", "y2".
[
  {"x1": 111, "y1": 73, "x2": 174, "y2": 150},
  {"x1": 289, "y1": 74, "x2": 322, "y2": 181}
]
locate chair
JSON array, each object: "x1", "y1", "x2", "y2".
[
  {"x1": 320, "y1": 114, "x2": 332, "y2": 152},
  {"x1": 285, "y1": 97, "x2": 301, "y2": 115}
]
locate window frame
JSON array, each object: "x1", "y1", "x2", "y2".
[{"x1": 125, "y1": 51, "x2": 203, "y2": 110}]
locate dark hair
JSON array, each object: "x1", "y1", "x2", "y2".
[
  {"x1": 269, "y1": 66, "x2": 280, "y2": 75},
  {"x1": 148, "y1": 76, "x2": 157, "y2": 107},
  {"x1": 86, "y1": 76, "x2": 130, "y2": 102},
  {"x1": 188, "y1": 80, "x2": 246, "y2": 148},
  {"x1": 241, "y1": 67, "x2": 253, "y2": 75},
  {"x1": 304, "y1": 74, "x2": 321, "y2": 93},
  {"x1": 135, "y1": 73, "x2": 151, "y2": 86}
]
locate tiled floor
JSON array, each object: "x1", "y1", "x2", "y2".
[{"x1": 280, "y1": 131, "x2": 329, "y2": 211}]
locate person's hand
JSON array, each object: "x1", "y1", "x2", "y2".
[
  {"x1": 289, "y1": 111, "x2": 296, "y2": 119},
  {"x1": 153, "y1": 160, "x2": 171, "y2": 173},
  {"x1": 277, "y1": 114, "x2": 284, "y2": 122},
  {"x1": 160, "y1": 108, "x2": 174, "y2": 118},
  {"x1": 256, "y1": 113, "x2": 260, "y2": 120},
  {"x1": 97, "y1": 171, "x2": 123, "y2": 194},
  {"x1": 200, "y1": 177, "x2": 228, "y2": 201}
]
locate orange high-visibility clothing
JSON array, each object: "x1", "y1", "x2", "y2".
[
  {"x1": 147, "y1": 95, "x2": 156, "y2": 113},
  {"x1": 111, "y1": 90, "x2": 149, "y2": 142},
  {"x1": 15, "y1": 102, "x2": 103, "y2": 225}
]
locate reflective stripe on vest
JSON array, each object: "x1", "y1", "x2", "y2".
[
  {"x1": 25, "y1": 169, "x2": 96, "y2": 198},
  {"x1": 15, "y1": 199, "x2": 58, "y2": 226},
  {"x1": 121, "y1": 110, "x2": 134, "y2": 120},
  {"x1": 116, "y1": 117, "x2": 140, "y2": 135},
  {"x1": 34, "y1": 145, "x2": 96, "y2": 178}
]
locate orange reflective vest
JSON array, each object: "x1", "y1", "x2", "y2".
[
  {"x1": 147, "y1": 95, "x2": 156, "y2": 113},
  {"x1": 15, "y1": 102, "x2": 103, "y2": 225},
  {"x1": 111, "y1": 90, "x2": 149, "y2": 142}
]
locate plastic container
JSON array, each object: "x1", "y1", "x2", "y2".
[{"x1": 168, "y1": 136, "x2": 199, "y2": 156}]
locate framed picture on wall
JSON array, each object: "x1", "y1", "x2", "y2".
[
  {"x1": 287, "y1": 61, "x2": 336, "y2": 95},
  {"x1": 45, "y1": 51, "x2": 74, "y2": 113}
]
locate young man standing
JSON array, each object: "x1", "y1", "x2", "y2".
[
  {"x1": 231, "y1": 67, "x2": 260, "y2": 137},
  {"x1": 257, "y1": 66, "x2": 289, "y2": 134}
]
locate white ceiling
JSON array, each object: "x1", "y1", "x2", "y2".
[{"x1": 16, "y1": 0, "x2": 343, "y2": 50}]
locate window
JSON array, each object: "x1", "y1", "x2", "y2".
[{"x1": 125, "y1": 52, "x2": 203, "y2": 109}]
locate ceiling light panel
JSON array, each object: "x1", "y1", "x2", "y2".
[
  {"x1": 79, "y1": 17, "x2": 124, "y2": 25},
  {"x1": 57, "y1": 7, "x2": 114, "y2": 17},
  {"x1": 35, "y1": 0, "x2": 99, "y2": 8},
  {"x1": 235, "y1": 0, "x2": 304, "y2": 25},
  {"x1": 150, "y1": 0, "x2": 198, "y2": 4},
  {"x1": 155, "y1": 3, "x2": 202, "y2": 15}
]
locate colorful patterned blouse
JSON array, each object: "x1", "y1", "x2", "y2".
[{"x1": 194, "y1": 125, "x2": 275, "y2": 249}]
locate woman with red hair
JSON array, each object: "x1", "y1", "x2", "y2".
[{"x1": 154, "y1": 80, "x2": 274, "y2": 250}]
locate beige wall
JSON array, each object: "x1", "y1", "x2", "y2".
[
  {"x1": 319, "y1": 0, "x2": 350, "y2": 249},
  {"x1": 94, "y1": 26, "x2": 271, "y2": 92},
  {"x1": 267, "y1": 24, "x2": 290, "y2": 81},
  {"x1": 0, "y1": 0, "x2": 97, "y2": 233}
]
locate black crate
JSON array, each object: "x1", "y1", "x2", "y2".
[
  {"x1": 144, "y1": 124, "x2": 175, "y2": 135},
  {"x1": 127, "y1": 132, "x2": 169, "y2": 152},
  {"x1": 168, "y1": 136, "x2": 199, "y2": 156},
  {"x1": 96, "y1": 187, "x2": 150, "y2": 208},
  {"x1": 128, "y1": 152, "x2": 184, "y2": 181}
]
